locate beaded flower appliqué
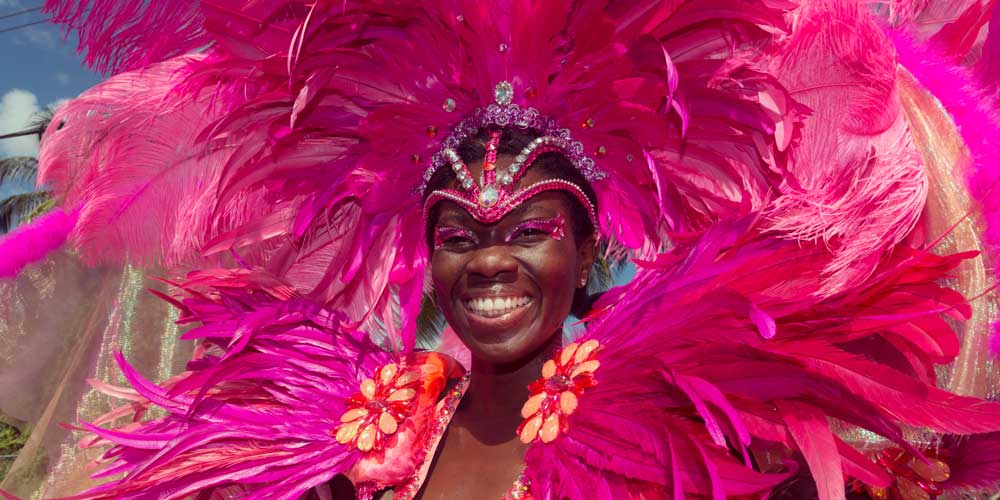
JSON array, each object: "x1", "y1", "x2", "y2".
[
  {"x1": 334, "y1": 362, "x2": 422, "y2": 453},
  {"x1": 518, "y1": 339, "x2": 602, "y2": 444}
]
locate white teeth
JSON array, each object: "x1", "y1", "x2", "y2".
[{"x1": 465, "y1": 296, "x2": 531, "y2": 317}]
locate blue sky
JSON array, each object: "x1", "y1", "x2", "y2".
[{"x1": 0, "y1": 0, "x2": 103, "y2": 196}]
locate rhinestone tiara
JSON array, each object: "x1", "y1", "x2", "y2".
[{"x1": 416, "y1": 81, "x2": 606, "y2": 194}]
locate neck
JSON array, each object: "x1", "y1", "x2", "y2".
[{"x1": 457, "y1": 332, "x2": 561, "y2": 444}]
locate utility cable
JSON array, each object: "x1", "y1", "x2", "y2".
[
  {"x1": 0, "y1": 18, "x2": 48, "y2": 34},
  {"x1": 0, "y1": 5, "x2": 42, "y2": 21}
]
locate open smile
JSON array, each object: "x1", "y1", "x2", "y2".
[
  {"x1": 464, "y1": 295, "x2": 532, "y2": 317},
  {"x1": 461, "y1": 294, "x2": 535, "y2": 332}
]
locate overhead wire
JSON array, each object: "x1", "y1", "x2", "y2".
[
  {"x1": 0, "y1": 5, "x2": 42, "y2": 21},
  {"x1": 0, "y1": 4, "x2": 47, "y2": 34},
  {"x1": 0, "y1": 18, "x2": 47, "y2": 34}
]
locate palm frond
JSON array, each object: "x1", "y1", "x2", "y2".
[
  {"x1": 416, "y1": 293, "x2": 447, "y2": 350},
  {"x1": 0, "y1": 157, "x2": 38, "y2": 187},
  {"x1": 28, "y1": 107, "x2": 57, "y2": 142},
  {"x1": 0, "y1": 191, "x2": 51, "y2": 234}
]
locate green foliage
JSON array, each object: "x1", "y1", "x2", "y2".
[
  {"x1": 0, "y1": 106, "x2": 57, "y2": 235},
  {"x1": 0, "y1": 421, "x2": 28, "y2": 479}
]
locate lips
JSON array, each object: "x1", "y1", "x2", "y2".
[{"x1": 464, "y1": 296, "x2": 532, "y2": 318}]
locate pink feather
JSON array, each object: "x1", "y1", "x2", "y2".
[
  {"x1": 763, "y1": 0, "x2": 927, "y2": 296},
  {"x1": 38, "y1": 56, "x2": 279, "y2": 269},
  {"x1": 529, "y1": 217, "x2": 1000, "y2": 497},
  {"x1": 940, "y1": 432, "x2": 1000, "y2": 488},
  {"x1": 780, "y1": 401, "x2": 844, "y2": 500},
  {"x1": 0, "y1": 208, "x2": 76, "y2": 278},
  {"x1": 25, "y1": 269, "x2": 463, "y2": 500},
  {"x1": 44, "y1": 0, "x2": 208, "y2": 75}
]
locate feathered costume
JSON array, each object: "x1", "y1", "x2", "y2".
[{"x1": 2, "y1": 0, "x2": 1000, "y2": 498}]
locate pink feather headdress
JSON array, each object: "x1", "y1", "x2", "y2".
[{"x1": 34, "y1": 0, "x2": 808, "y2": 352}]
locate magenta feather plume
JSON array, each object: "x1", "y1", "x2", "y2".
[
  {"x1": 53, "y1": 269, "x2": 393, "y2": 500},
  {"x1": 37, "y1": 56, "x2": 282, "y2": 270},
  {"x1": 940, "y1": 432, "x2": 1000, "y2": 489},
  {"x1": 44, "y1": 0, "x2": 208, "y2": 75},
  {"x1": 525, "y1": 217, "x2": 1000, "y2": 499},
  {"x1": 0, "y1": 208, "x2": 76, "y2": 278}
]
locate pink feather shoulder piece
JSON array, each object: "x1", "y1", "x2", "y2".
[
  {"x1": 522, "y1": 218, "x2": 1000, "y2": 499},
  {"x1": 0, "y1": 269, "x2": 463, "y2": 500}
]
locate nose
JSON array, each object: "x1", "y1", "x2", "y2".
[{"x1": 465, "y1": 244, "x2": 518, "y2": 283}]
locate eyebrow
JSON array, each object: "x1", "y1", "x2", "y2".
[
  {"x1": 505, "y1": 203, "x2": 531, "y2": 220},
  {"x1": 436, "y1": 208, "x2": 474, "y2": 226}
]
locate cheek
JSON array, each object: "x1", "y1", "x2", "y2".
[
  {"x1": 521, "y1": 241, "x2": 579, "y2": 312},
  {"x1": 429, "y1": 253, "x2": 460, "y2": 303}
]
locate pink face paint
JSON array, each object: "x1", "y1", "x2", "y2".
[
  {"x1": 434, "y1": 226, "x2": 479, "y2": 250},
  {"x1": 505, "y1": 214, "x2": 567, "y2": 242}
]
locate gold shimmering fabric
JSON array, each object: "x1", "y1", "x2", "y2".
[
  {"x1": 0, "y1": 253, "x2": 189, "y2": 498},
  {"x1": 828, "y1": 70, "x2": 1000, "y2": 493},
  {"x1": 897, "y1": 67, "x2": 999, "y2": 400}
]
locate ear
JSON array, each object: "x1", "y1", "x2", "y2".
[{"x1": 576, "y1": 233, "x2": 598, "y2": 288}]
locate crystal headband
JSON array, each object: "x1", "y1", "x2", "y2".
[
  {"x1": 423, "y1": 179, "x2": 599, "y2": 229},
  {"x1": 416, "y1": 81, "x2": 607, "y2": 193},
  {"x1": 423, "y1": 130, "x2": 599, "y2": 230}
]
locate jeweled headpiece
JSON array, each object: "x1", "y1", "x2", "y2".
[{"x1": 422, "y1": 82, "x2": 600, "y2": 229}]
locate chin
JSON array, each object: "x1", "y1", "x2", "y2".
[
  {"x1": 439, "y1": 299, "x2": 569, "y2": 366},
  {"x1": 458, "y1": 325, "x2": 560, "y2": 366}
]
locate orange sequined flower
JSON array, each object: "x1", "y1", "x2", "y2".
[
  {"x1": 334, "y1": 362, "x2": 421, "y2": 453},
  {"x1": 518, "y1": 339, "x2": 602, "y2": 444}
]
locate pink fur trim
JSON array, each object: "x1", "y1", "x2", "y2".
[
  {"x1": 993, "y1": 327, "x2": 1000, "y2": 357},
  {"x1": 0, "y1": 208, "x2": 76, "y2": 278}
]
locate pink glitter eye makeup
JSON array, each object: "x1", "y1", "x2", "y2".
[
  {"x1": 505, "y1": 215, "x2": 566, "y2": 242},
  {"x1": 434, "y1": 226, "x2": 479, "y2": 250}
]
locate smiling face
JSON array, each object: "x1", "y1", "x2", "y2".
[{"x1": 428, "y1": 157, "x2": 597, "y2": 364}]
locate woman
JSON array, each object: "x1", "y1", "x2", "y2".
[
  {"x1": 3, "y1": 0, "x2": 1000, "y2": 498},
  {"x1": 414, "y1": 129, "x2": 599, "y2": 499}
]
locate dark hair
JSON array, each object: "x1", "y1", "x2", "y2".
[{"x1": 423, "y1": 126, "x2": 600, "y2": 318}]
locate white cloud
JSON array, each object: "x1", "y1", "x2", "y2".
[
  {"x1": 48, "y1": 98, "x2": 70, "y2": 110},
  {"x1": 55, "y1": 73, "x2": 71, "y2": 86},
  {"x1": 0, "y1": 89, "x2": 41, "y2": 157}
]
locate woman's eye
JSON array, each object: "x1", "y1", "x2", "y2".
[
  {"x1": 434, "y1": 227, "x2": 478, "y2": 250},
  {"x1": 513, "y1": 228, "x2": 547, "y2": 239},
  {"x1": 443, "y1": 235, "x2": 475, "y2": 245},
  {"x1": 506, "y1": 216, "x2": 567, "y2": 242}
]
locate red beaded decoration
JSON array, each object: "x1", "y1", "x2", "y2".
[
  {"x1": 518, "y1": 339, "x2": 602, "y2": 444},
  {"x1": 333, "y1": 362, "x2": 422, "y2": 453}
]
